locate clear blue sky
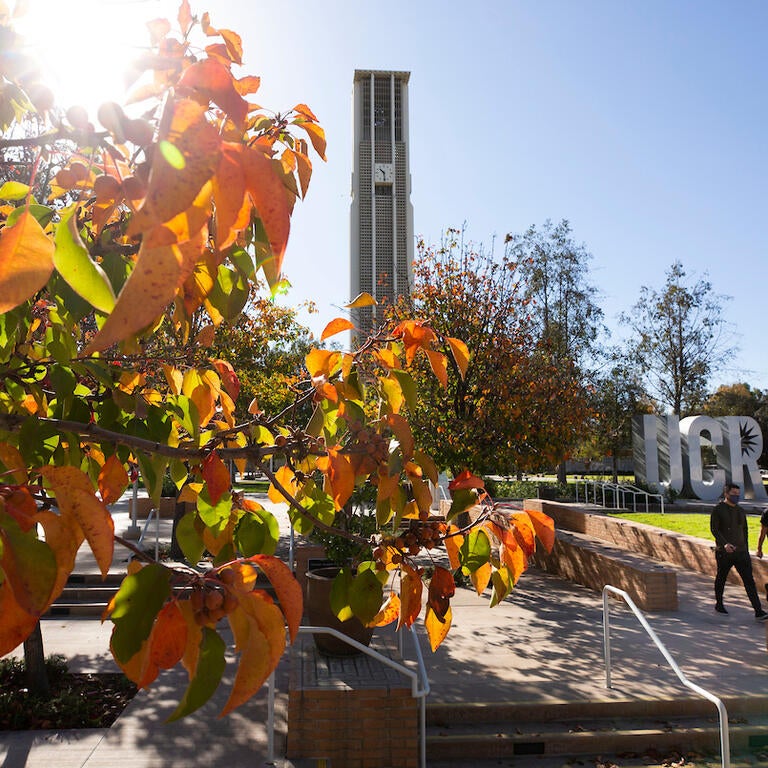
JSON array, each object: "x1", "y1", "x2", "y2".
[{"x1": 23, "y1": 0, "x2": 768, "y2": 391}]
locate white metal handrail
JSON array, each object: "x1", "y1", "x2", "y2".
[
  {"x1": 602, "y1": 585, "x2": 729, "y2": 768},
  {"x1": 575, "y1": 480, "x2": 665, "y2": 514},
  {"x1": 267, "y1": 624, "x2": 430, "y2": 768}
]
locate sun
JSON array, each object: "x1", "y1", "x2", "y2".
[{"x1": 13, "y1": 0, "x2": 179, "y2": 119}]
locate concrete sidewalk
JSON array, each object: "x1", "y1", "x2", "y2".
[{"x1": 3, "y1": 494, "x2": 768, "y2": 766}]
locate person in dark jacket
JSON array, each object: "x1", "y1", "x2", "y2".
[{"x1": 710, "y1": 482, "x2": 768, "y2": 620}]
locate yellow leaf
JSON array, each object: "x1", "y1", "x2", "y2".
[
  {"x1": 446, "y1": 336, "x2": 470, "y2": 379},
  {"x1": 320, "y1": 317, "x2": 354, "y2": 340},
  {"x1": 366, "y1": 593, "x2": 400, "y2": 627},
  {"x1": 345, "y1": 292, "x2": 376, "y2": 308},
  {"x1": 0, "y1": 210, "x2": 55, "y2": 312},
  {"x1": 383, "y1": 413, "x2": 414, "y2": 461},
  {"x1": 470, "y1": 562, "x2": 492, "y2": 595},
  {"x1": 424, "y1": 605, "x2": 452, "y2": 651}
]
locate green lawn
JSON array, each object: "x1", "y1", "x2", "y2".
[{"x1": 609, "y1": 512, "x2": 765, "y2": 542}]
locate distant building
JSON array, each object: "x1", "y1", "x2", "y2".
[{"x1": 350, "y1": 70, "x2": 414, "y2": 339}]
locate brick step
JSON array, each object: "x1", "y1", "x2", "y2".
[
  {"x1": 427, "y1": 695, "x2": 768, "y2": 725},
  {"x1": 425, "y1": 714, "x2": 768, "y2": 761}
]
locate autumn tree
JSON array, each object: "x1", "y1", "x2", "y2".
[
  {"x1": 389, "y1": 228, "x2": 591, "y2": 477},
  {"x1": 704, "y1": 382, "x2": 768, "y2": 466},
  {"x1": 621, "y1": 261, "x2": 735, "y2": 416},
  {"x1": 0, "y1": 3, "x2": 554, "y2": 717}
]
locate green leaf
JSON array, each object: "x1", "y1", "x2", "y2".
[
  {"x1": 234, "y1": 509, "x2": 279, "y2": 556},
  {"x1": 197, "y1": 488, "x2": 232, "y2": 534},
  {"x1": 329, "y1": 568, "x2": 353, "y2": 621},
  {"x1": 0, "y1": 512, "x2": 57, "y2": 614},
  {"x1": 177, "y1": 510, "x2": 205, "y2": 564},
  {"x1": 459, "y1": 528, "x2": 491, "y2": 574},
  {"x1": 109, "y1": 563, "x2": 171, "y2": 663},
  {"x1": 53, "y1": 207, "x2": 116, "y2": 313},
  {"x1": 166, "y1": 627, "x2": 226, "y2": 722},
  {"x1": 0, "y1": 181, "x2": 30, "y2": 201},
  {"x1": 159, "y1": 139, "x2": 185, "y2": 170},
  {"x1": 349, "y1": 567, "x2": 383, "y2": 625},
  {"x1": 6, "y1": 203, "x2": 54, "y2": 228},
  {"x1": 446, "y1": 488, "x2": 478, "y2": 521}
]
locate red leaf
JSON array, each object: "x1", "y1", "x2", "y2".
[
  {"x1": 212, "y1": 358, "x2": 240, "y2": 402},
  {"x1": 202, "y1": 452, "x2": 230, "y2": 505}
]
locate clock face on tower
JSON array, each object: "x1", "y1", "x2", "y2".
[{"x1": 374, "y1": 163, "x2": 394, "y2": 184}]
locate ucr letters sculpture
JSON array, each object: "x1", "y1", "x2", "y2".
[{"x1": 633, "y1": 415, "x2": 766, "y2": 501}]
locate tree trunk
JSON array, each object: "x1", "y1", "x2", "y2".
[
  {"x1": 556, "y1": 462, "x2": 566, "y2": 485},
  {"x1": 169, "y1": 499, "x2": 187, "y2": 561},
  {"x1": 23, "y1": 622, "x2": 50, "y2": 697}
]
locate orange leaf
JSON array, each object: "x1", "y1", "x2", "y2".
[
  {"x1": 242, "y1": 145, "x2": 292, "y2": 289},
  {"x1": 367, "y1": 593, "x2": 400, "y2": 627},
  {"x1": 316, "y1": 448, "x2": 355, "y2": 511},
  {"x1": 446, "y1": 336, "x2": 470, "y2": 379},
  {"x1": 321, "y1": 317, "x2": 354, "y2": 341},
  {"x1": 98, "y1": 455, "x2": 129, "y2": 506},
  {"x1": 424, "y1": 605, "x2": 452, "y2": 651},
  {"x1": 294, "y1": 118, "x2": 327, "y2": 161},
  {"x1": 524, "y1": 507, "x2": 556, "y2": 553},
  {"x1": 221, "y1": 593, "x2": 283, "y2": 716},
  {"x1": 268, "y1": 465, "x2": 296, "y2": 505},
  {"x1": 0, "y1": 443, "x2": 28, "y2": 485},
  {"x1": 83, "y1": 239, "x2": 183, "y2": 354},
  {"x1": 305, "y1": 348, "x2": 341, "y2": 378},
  {"x1": 397, "y1": 565, "x2": 423, "y2": 630},
  {"x1": 426, "y1": 349, "x2": 448, "y2": 388},
  {"x1": 4, "y1": 488, "x2": 37, "y2": 531},
  {"x1": 383, "y1": 413, "x2": 414, "y2": 461},
  {"x1": 443, "y1": 526, "x2": 463, "y2": 571},
  {"x1": 0, "y1": 579, "x2": 38, "y2": 656},
  {"x1": 249, "y1": 554, "x2": 302, "y2": 642},
  {"x1": 212, "y1": 358, "x2": 240, "y2": 402},
  {"x1": 178, "y1": 58, "x2": 248, "y2": 126},
  {"x1": 448, "y1": 470, "x2": 485, "y2": 492},
  {"x1": 202, "y1": 452, "x2": 230, "y2": 505},
  {"x1": 34, "y1": 509, "x2": 83, "y2": 601},
  {"x1": 0, "y1": 210, "x2": 55, "y2": 312},
  {"x1": 212, "y1": 144, "x2": 250, "y2": 250},
  {"x1": 127, "y1": 99, "x2": 221, "y2": 236},
  {"x1": 38, "y1": 466, "x2": 114, "y2": 578},
  {"x1": 509, "y1": 512, "x2": 536, "y2": 557},
  {"x1": 149, "y1": 601, "x2": 188, "y2": 670},
  {"x1": 427, "y1": 566, "x2": 455, "y2": 621}
]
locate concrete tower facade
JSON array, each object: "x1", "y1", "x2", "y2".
[{"x1": 350, "y1": 70, "x2": 414, "y2": 338}]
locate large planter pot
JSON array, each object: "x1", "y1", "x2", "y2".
[{"x1": 305, "y1": 566, "x2": 374, "y2": 656}]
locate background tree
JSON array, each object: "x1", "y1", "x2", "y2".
[
  {"x1": 505, "y1": 219, "x2": 605, "y2": 480},
  {"x1": 704, "y1": 382, "x2": 768, "y2": 466},
  {"x1": 0, "y1": 3, "x2": 554, "y2": 714},
  {"x1": 578, "y1": 348, "x2": 651, "y2": 483},
  {"x1": 621, "y1": 261, "x2": 735, "y2": 416},
  {"x1": 389, "y1": 228, "x2": 591, "y2": 477},
  {"x1": 506, "y1": 219, "x2": 605, "y2": 367}
]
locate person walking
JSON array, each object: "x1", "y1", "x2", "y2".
[{"x1": 710, "y1": 482, "x2": 768, "y2": 620}]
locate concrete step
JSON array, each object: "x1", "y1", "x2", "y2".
[{"x1": 426, "y1": 699, "x2": 768, "y2": 762}]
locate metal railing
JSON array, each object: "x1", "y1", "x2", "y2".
[
  {"x1": 602, "y1": 585, "x2": 729, "y2": 768},
  {"x1": 267, "y1": 624, "x2": 430, "y2": 768},
  {"x1": 575, "y1": 480, "x2": 665, "y2": 514}
]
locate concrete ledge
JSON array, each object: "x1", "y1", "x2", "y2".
[
  {"x1": 524, "y1": 499, "x2": 768, "y2": 589},
  {"x1": 532, "y1": 529, "x2": 678, "y2": 611}
]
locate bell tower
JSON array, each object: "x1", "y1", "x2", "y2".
[{"x1": 350, "y1": 70, "x2": 414, "y2": 339}]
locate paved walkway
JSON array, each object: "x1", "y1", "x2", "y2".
[{"x1": 2, "y1": 494, "x2": 768, "y2": 766}]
